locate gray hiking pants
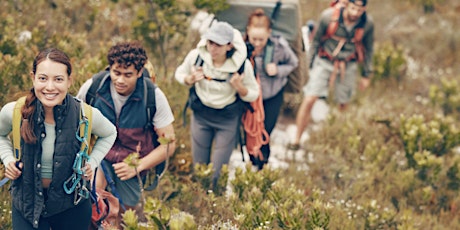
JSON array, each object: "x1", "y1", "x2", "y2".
[{"x1": 190, "y1": 112, "x2": 239, "y2": 185}]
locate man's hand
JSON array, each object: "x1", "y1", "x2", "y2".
[
  {"x1": 359, "y1": 77, "x2": 371, "y2": 91},
  {"x1": 113, "y1": 162, "x2": 137, "y2": 181}
]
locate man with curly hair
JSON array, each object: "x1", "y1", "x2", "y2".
[{"x1": 77, "y1": 41, "x2": 176, "y2": 222}]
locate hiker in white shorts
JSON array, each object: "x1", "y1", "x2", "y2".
[{"x1": 290, "y1": 0, "x2": 374, "y2": 150}]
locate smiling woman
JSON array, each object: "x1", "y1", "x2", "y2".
[
  {"x1": 0, "y1": 48, "x2": 117, "y2": 230},
  {"x1": 31, "y1": 50, "x2": 72, "y2": 112}
]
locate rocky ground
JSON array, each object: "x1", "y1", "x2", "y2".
[{"x1": 227, "y1": 99, "x2": 330, "y2": 178}]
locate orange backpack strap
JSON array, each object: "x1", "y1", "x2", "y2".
[
  {"x1": 322, "y1": 8, "x2": 341, "y2": 41},
  {"x1": 319, "y1": 8, "x2": 342, "y2": 59}
]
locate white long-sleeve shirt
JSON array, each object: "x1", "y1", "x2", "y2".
[{"x1": 175, "y1": 29, "x2": 259, "y2": 109}]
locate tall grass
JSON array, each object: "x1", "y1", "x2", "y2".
[{"x1": 1, "y1": 0, "x2": 460, "y2": 229}]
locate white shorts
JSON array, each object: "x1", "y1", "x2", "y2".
[{"x1": 303, "y1": 57, "x2": 358, "y2": 104}]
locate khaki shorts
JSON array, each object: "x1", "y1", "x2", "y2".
[{"x1": 303, "y1": 57, "x2": 358, "y2": 104}]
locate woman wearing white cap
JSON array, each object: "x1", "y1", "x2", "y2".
[{"x1": 175, "y1": 21, "x2": 259, "y2": 187}]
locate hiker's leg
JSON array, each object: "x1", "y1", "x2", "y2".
[
  {"x1": 263, "y1": 88, "x2": 284, "y2": 136},
  {"x1": 108, "y1": 176, "x2": 143, "y2": 227},
  {"x1": 111, "y1": 174, "x2": 142, "y2": 207},
  {"x1": 191, "y1": 113, "x2": 214, "y2": 165},
  {"x1": 335, "y1": 62, "x2": 358, "y2": 106},
  {"x1": 294, "y1": 58, "x2": 331, "y2": 146},
  {"x1": 257, "y1": 88, "x2": 284, "y2": 168},
  {"x1": 47, "y1": 198, "x2": 92, "y2": 230},
  {"x1": 95, "y1": 165, "x2": 108, "y2": 190},
  {"x1": 294, "y1": 95, "x2": 317, "y2": 145},
  {"x1": 104, "y1": 162, "x2": 143, "y2": 217},
  {"x1": 210, "y1": 115, "x2": 239, "y2": 185}
]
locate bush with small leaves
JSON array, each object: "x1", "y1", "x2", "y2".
[
  {"x1": 429, "y1": 77, "x2": 460, "y2": 116},
  {"x1": 372, "y1": 41, "x2": 407, "y2": 83}
]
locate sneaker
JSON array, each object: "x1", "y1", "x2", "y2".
[{"x1": 287, "y1": 143, "x2": 300, "y2": 150}]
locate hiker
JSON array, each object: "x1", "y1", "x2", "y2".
[
  {"x1": 76, "y1": 41, "x2": 176, "y2": 222},
  {"x1": 330, "y1": 0, "x2": 349, "y2": 9},
  {"x1": 290, "y1": 0, "x2": 374, "y2": 149},
  {"x1": 244, "y1": 8, "x2": 298, "y2": 170},
  {"x1": 0, "y1": 48, "x2": 117, "y2": 229},
  {"x1": 304, "y1": 0, "x2": 348, "y2": 54},
  {"x1": 175, "y1": 21, "x2": 259, "y2": 186}
]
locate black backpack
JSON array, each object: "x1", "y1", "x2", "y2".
[{"x1": 86, "y1": 67, "x2": 164, "y2": 191}]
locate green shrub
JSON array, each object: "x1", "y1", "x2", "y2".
[
  {"x1": 429, "y1": 77, "x2": 460, "y2": 116},
  {"x1": 372, "y1": 41, "x2": 407, "y2": 83},
  {"x1": 398, "y1": 114, "x2": 460, "y2": 164}
]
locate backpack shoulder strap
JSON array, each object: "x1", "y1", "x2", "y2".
[
  {"x1": 141, "y1": 76, "x2": 165, "y2": 191},
  {"x1": 263, "y1": 40, "x2": 275, "y2": 72},
  {"x1": 12, "y1": 96, "x2": 26, "y2": 160},
  {"x1": 195, "y1": 54, "x2": 204, "y2": 68},
  {"x1": 79, "y1": 101, "x2": 93, "y2": 154},
  {"x1": 86, "y1": 70, "x2": 110, "y2": 106},
  {"x1": 323, "y1": 8, "x2": 341, "y2": 41},
  {"x1": 143, "y1": 77, "x2": 157, "y2": 129},
  {"x1": 237, "y1": 60, "x2": 246, "y2": 75}
]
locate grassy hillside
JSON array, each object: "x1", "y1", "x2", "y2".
[{"x1": 1, "y1": 0, "x2": 460, "y2": 229}]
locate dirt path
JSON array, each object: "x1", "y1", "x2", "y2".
[{"x1": 227, "y1": 99, "x2": 330, "y2": 175}]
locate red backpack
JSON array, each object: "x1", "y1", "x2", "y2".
[{"x1": 318, "y1": 8, "x2": 365, "y2": 63}]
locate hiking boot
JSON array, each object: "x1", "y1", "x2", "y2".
[{"x1": 287, "y1": 143, "x2": 301, "y2": 150}]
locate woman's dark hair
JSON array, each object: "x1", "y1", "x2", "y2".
[
  {"x1": 107, "y1": 41, "x2": 147, "y2": 72},
  {"x1": 21, "y1": 48, "x2": 71, "y2": 143}
]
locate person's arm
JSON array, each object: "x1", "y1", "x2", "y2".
[
  {"x1": 358, "y1": 16, "x2": 374, "y2": 91},
  {"x1": 0, "y1": 102, "x2": 16, "y2": 167},
  {"x1": 235, "y1": 60, "x2": 259, "y2": 102},
  {"x1": 136, "y1": 123, "x2": 176, "y2": 173},
  {"x1": 273, "y1": 37, "x2": 299, "y2": 78},
  {"x1": 76, "y1": 78, "x2": 93, "y2": 101},
  {"x1": 0, "y1": 102, "x2": 24, "y2": 180},
  {"x1": 87, "y1": 107, "x2": 117, "y2": 172},
  {"x1": 308, "y1": 10, "x2": 330, "y2": 68},
  {"x1": 361, "y1": 17, "x2": 374, "y2": 78},
  {"x1": 137, "y1": 88, "x2": 176, "y2": 172},
  {"x1": 175, "y1": 49, "x2": 199, "y2": 86}
]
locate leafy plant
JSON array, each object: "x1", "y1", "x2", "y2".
[
  {"x1": 372, "y1": 41, "x2": 407, "y2": 83},
  {"x1": 429, "y1": 77, "x2": 460, "y2": 116}
]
